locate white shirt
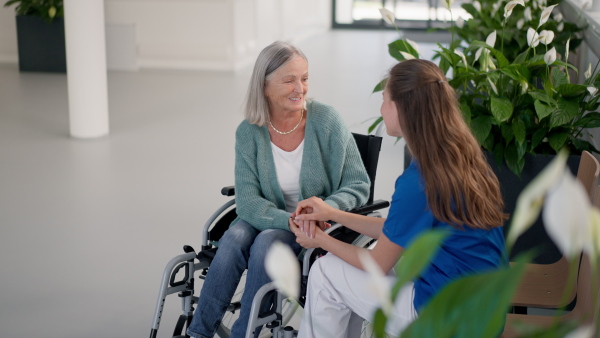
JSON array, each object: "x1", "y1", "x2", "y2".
[{"x1": 271, "y1": 140, "x2": 304, "y2": 213}]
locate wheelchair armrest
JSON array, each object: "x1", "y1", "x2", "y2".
[
  {"x1": 221, "y1": 186, "x2": 235, "y2": 196},
  {"x1": 347, "y1": 199, "x2": 389, "y2": 215}
]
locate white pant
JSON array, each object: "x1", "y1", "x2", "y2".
[{"x1": 298, "y1": 253, "x2": 418, "y2": 338}]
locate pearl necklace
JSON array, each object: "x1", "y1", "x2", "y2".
[{"x1": 269, "y1": 110, "x2": 304, "y2": 135}]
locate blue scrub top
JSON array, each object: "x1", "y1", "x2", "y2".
[{"x1": 382, "y1": 161, "x2": 507, "y2": 312}]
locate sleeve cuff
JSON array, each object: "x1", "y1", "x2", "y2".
[{"x1": 324, "y1": 199, "x2": 340, "y2": 210}]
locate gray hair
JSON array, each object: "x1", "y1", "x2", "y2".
[{"x1": 243, "y1": 41, "x2": 308, "y2": 126}]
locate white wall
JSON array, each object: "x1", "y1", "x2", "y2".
[{"x1": 0, "y1": 0, "x2": 332, "y2": 71}]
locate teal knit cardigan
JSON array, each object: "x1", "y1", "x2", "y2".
[{"x1": 233, "y1": 100, "x2": 371, "y2": 231}]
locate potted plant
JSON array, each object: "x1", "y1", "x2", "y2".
[
  {"x1": 371, "y1": 2, "x2": 600, "y2": 262},
  {"x1": 4, "y1": 0, "x2": 66, "y2": 72},
  {"x1": 372, "y1": 1, "x2": 599, "y2": 176}
]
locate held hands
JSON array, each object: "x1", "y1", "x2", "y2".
[
  {"x1": 288, "y1": 196, "x2": 335, "y2": 249},
  {"x1": 289, "y1": 217, "x2": 327, "y2": 249},
  {"x1": 293, "y1": 196, "x2": 337, "y2": 223}
]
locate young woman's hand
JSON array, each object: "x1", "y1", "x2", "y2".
[
  {"x1": 294, "y1": 197, "x2": 337, "y2": 223},
  {"x1": 291, "y1": 201, "x2": 332, "y2": 238},
  {"x1": 289, "y1": 217, "x2": 327, "y2": 249}
]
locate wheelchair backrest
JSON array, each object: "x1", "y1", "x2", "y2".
[{"x1": 351, "y1": 133, "x2": 383, "y2": 205}]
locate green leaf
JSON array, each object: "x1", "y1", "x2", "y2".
[
  {"x1": 548, "y1": 131, "x2": 569, "y2": 152},
  {"x1": 505, "y1": 142, "x2": 525, "y2": 176},
  {"x1": 401, "y1": 261, "x2": 527, "y2": 338},
  {"x1": 529, "y1": 91, "x2": 555, "y2": 105},
  {"x1": 460, "y1": 101, "x2": 472, "y2": 125},
  {"x1": 372, "y1": 308, "x2": 387, "y2": 338},
  {"x1": 574, "y1": 112, "x2": 600, "y2": 128},
  {"x1": 373, "y1": 78, "x2": 388, "y2": 93},
  {"x1": 462, "y1": 3, "x2": 479, "y2": 18},
  {"x1": 368, "y1": 116, "x2": 384, "y2": 134},
  {"x1": 551, "y1": 67, "x2": 569, "y2": 88},
  {"x1": 490, "y1": 97, "x2": 513, "y2": 122},
  {"x1": 549, "y1": 99, "x2": 579, "y2": 128},
  {"x1": 500, "y1": 65, "x2": 526, "y2": 82},
  {"x1": 557, "y1": 84, "x2": 587, "y2": 98},
  {"x1": 391, "y1": 230, "x2": 449, "y2": 299},
  {"x1": 531, "y1": 128, "x2": 548, "y2": 150},
  {"x1": 388, "y1": 39, "x2": 419, "y2": 61},
  {"x1": 512, "y1": 119, "x2": 526, "y2": 145},
  {"x1": 513, "y1": 51, "x2": 528, "y2": 64},
  {"x1": 501, "y1": 123, "x2": 514, "y2": 143},
  {"x1": 483, "y1": 131, "x2": 495, "y2": 151},
  {"x1": 470, "y1": 116, "x2": 493, "y2": 145},
  {"x1": 534, "y1": 100, "x2": 554, "y2": 120}
]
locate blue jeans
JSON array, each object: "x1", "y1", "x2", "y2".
[{"x1": 187, "y1": 219, "x2": 302, "y2": 338}]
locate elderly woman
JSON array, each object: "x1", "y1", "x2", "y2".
[{"x1": 186, "y1": 41, "x2": 370, "y2": 338}]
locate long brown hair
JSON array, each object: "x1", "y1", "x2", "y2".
[{"x1": 386, "y1": 59, "x2": 507, "y2": 229}]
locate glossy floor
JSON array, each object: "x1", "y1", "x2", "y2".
[{"x1": 0, "y1": 29, "x2": 439, "y2": 337}]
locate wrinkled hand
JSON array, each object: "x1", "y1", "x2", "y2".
[{"x1": 289, "y1": 217, "x2": 326, "y2": 249}]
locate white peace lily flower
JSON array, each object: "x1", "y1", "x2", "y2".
[
  {"x1": 491, "y1": 1, "x2": 502, "y2": 17},
  {"x1": 456, "y1": 16, "x2": 465, "y2": 28},
  {"x1": 48, "y1": 6, "x2": 57, "y2": 19},
  {"x1": 401, "y1": 52, "x2": 416, "y2": 60},
  {"x1": 565, "y1": 37, "x2": 570, "y2": 63},
  {"x1": 527, "y1": 27, "x2": 540, "y2": 47},
  {"x1": 585, "y1": 63, "x2": 592, "y2": 79},
  {"x1": 516, "y1": 18, "x2": 525, "y2": 29},
  {"x1": 379, "y1": 8, "x2": 396, "y2": 25},
  {"x1": 455, "y1": 50, "x2": 468, "y2": 67},
  {"x1": 557, "y1": 22, "x2": 564, "y2": 32},
  {"x1": 507, "y1": 150, "x2": 567, "y2": 247},
  {"x1": 554, "y1": 12, "x2": 563, "y2": 21},
  {"x1": 487, "y1": 54, "x2": 497, "y2": 70},
  {"x1": 565, "y1": 325, "x2": 595, "y2": 338},
  {"x1": 359, "y1": 251, "x2": 393, "y2": 315},
  {"x1": 543, "y1": 171, "x2": 591, "y2": 259},
  {"x1": 589, "y1": 87, "x2": 599, "y2": 96},
  {"x1": 544, "y1": 47, "x2": 557, "y2": 65},
  {"x1": 475, "y1": 47, "x2": 484, "y2": 62},
  {"x1": 538, "y1": 4, "x2": 558, "y2": 28},
  {"x1": 586, "y1": 208, "x2": 600, "y2": 267},
  {"x1": 473, "y1": 1, "x2": 482, "y2": 12},
  {"x1": 524, "y1": 7, "x2": 532, "y2": 21},
  {"x1": 521, "y1": 79, "x2": 529, "y2": 94},
  {"x1": 582, "y1": 1, "x2": 590, "y2": 10},
  {"x1": 406, "y1": 39, "x2": 421, "y2": 55},
  {"x1": 504, "y1": 0, "x2": 525, "y2": 18},
  {"x1": 265, "y1": 241, "x2": 300, "y2": 299},
  {"x1": 486, "y1": 31, "x2": 497, "y2": 48},
  {"x1": 488, "y1": 77, "x2": 499, "y2": 95},
  {"x1": 539, "y1": 30, "x2": 555, "y2": 45}
]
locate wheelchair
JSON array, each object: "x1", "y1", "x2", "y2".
[{"x1": 149, "y1": 133, "x2": 390, "y2": 338}]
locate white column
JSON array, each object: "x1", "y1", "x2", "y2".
[{"x1": 64, "y1": 0, "x2": 109, "y2": 138}]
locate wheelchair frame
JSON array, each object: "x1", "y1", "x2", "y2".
[{"x1": 150, "y1": 133, "x2": 389, "y2": 338}]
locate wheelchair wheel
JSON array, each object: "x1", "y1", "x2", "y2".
[{"x1": 215, "y1": 271, "x2": 299, "y2": 338}]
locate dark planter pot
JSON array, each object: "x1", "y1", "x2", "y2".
[
  {"x1": 15, "y1": 15, "x2": 66, "y2": 73},
  {"x1": 405, "y1": 147, "x2": 580, "y2": 264},
  {"x1": 485, "y1": 152, "x2": 580, "y2": 264}
]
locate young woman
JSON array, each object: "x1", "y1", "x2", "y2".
[{"x1": 290, "y1": 59, "x2": 508, "y2": 337}]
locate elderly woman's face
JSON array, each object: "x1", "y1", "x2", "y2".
[{"x1": 264, "y1": 56, "x2": 308, "y2": 115}]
